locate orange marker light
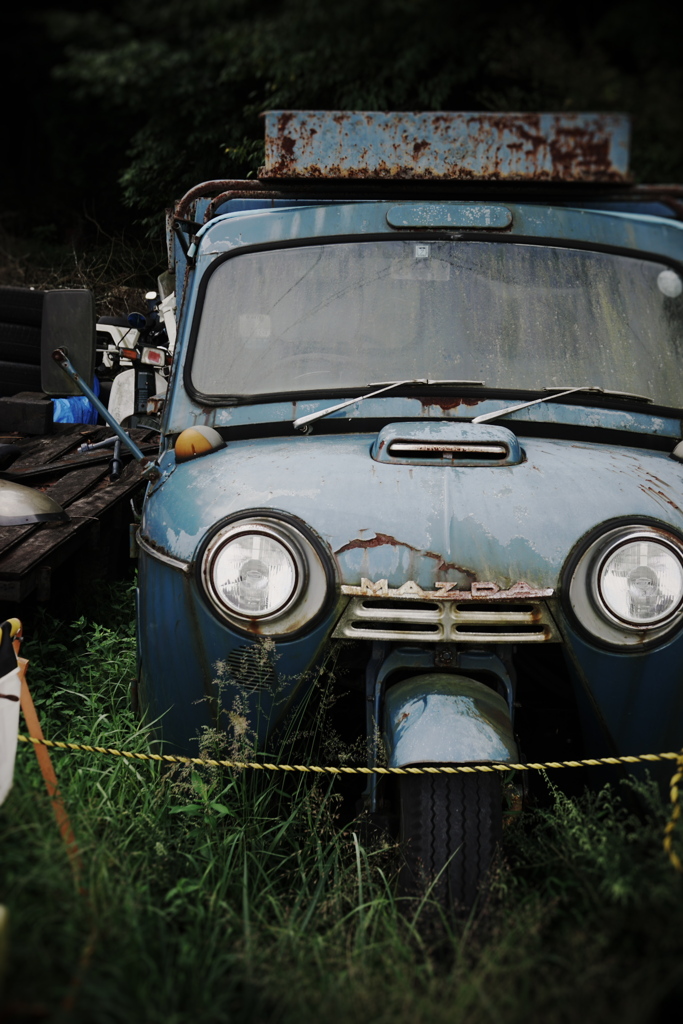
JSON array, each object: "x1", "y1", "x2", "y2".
[{"x1": 175, "y1": 426, "x2": 225, "y2": 462}]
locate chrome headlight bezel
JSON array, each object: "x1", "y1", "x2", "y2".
[
  {"x1": 197, "y1": 511, "x2": 334, "y2": 637},
  {"x1": 566, "y1": 521, "x2": 683, "y2": 648}
]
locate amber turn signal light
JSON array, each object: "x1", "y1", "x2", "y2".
[{"x1": 175, "y1": 426, "x2": 225, "y2": 462}]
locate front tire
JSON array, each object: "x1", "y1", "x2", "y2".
[{"x1": 398, "y1": 771, "x2": 502, "y2": 911}]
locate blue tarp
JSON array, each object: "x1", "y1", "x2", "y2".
[{"x1": 52, "y1": 376, "x2": 100, "y2": 425}]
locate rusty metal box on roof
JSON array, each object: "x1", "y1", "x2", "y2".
[{"x1": 260, "y1": 110, "x2": 631, "y2": 182}]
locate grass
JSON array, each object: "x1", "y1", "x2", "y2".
[{"x1": 2, "y1": 580, "x2": 683, "y2": 1023}]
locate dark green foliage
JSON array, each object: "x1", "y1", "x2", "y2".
[{"x1": 35, "y1": 0, "x2": 683, "y2": 231}]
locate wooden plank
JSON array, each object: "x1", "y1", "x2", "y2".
[
  {"x1": 0, "y1": 458, "x2": 145, "y2": 578},
  {"x1": 8, "y1": 428, "x2": 102, "y2": 470},
  {"x1": 6, "y1": 426, "x2": 155, "y2": 469},
  {"x1": 0, "y1": 524, "x2": 35, "y2": 561},
  {"x1": 45, "y1": 463, "x2": 111, "y2": 506},
  {"x1": 0, "y1": 462, "x2": 111, "y2": 560},
  {"x1": 0, "y1": 426, "x2": 157, "y2": 599},
  {"x1": 7, "y1": 427, "x2": 157, "y2": 476},
  {"x1": 4, "y1": 446, "x2": 156, "y2": 482},
  {"x1": 0, "y1": 575, "x2": 36, "y2": 602}
]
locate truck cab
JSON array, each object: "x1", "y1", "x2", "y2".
[{"x1": 136, "y1": 112, "x2": 683, "y2": 907}]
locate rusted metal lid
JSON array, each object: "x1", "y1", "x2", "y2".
[{"x1": 260, "y1": 111, "x2": 631, "y2": 183}]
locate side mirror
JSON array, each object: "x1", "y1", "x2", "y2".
[{"x1": 40, "y1": 290, "x2": 95, "y2": 396}]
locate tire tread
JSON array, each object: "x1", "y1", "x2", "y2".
[
  {"x1": 0, "y1": 287, "x2": 44, "y2": 328},
  {"x1": 0, "y1": 323, "x2": 42, "y2": 365},
  {"x1": 399, "y1": 772, "x2": 502, "y2": 909},
  {"x1": 0, "y1": 360, "x2": 42, "y2": 397}
]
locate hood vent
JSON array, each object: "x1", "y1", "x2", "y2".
[
  {"x1": 388, "y1": 441, "x2": 508, "y2": 462},
  {"x1": 372, "y1": 422, "x2": 523, "y2": 467}
]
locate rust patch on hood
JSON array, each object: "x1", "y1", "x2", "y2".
[
  {"x1": 335, "y1": 532, "x2": 477, "y2": 581},
  {"x1": 639, "y1": 483, "x2": 683, "y2": 514}
]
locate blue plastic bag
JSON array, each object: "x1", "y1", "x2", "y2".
[{"x1": 52, "y1": 375, "x2": 100, "y2": 425}]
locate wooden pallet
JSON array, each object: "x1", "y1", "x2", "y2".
[{"x1": 0, "y1": 426, "x2": 158, "y2": 603}]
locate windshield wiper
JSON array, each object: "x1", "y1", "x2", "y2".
[
  {"x1": 293, "y1": 380, "x2": 484, "y2": 430},
  {"x1": 472, "y1": 386, "x2": 653, "y2": 425}
]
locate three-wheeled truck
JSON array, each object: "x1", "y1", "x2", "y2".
[{"x1": 48, "y1": 112, "x2": 683, "y2": 908}]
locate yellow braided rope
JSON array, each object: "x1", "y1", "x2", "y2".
[
  {"x1": 663, "y1": 755, "x2": 683, "y2": 873},
  {"x1": 17, "y1": 734, "x2": 683, "y2": 872},
  {"x1": 15, "y1": 732, "x2": 681, "y2": 773}
]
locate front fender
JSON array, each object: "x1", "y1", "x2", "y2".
[{"x1": 383, "y1": 673, "x2": 518, "y2": 768}]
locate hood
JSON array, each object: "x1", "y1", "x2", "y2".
[{"x1": 142, "y1": 428, "x2": 683, "y2": 591}]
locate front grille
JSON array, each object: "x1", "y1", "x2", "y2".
[{"x1": 332, "y1": 597, "x2": 559, "y2": 643}]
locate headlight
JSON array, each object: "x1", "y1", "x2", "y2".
[
  {"x1": 211, "y1": 530, "x2": 300, "y2": 617},
  {"x1": 598, "y1": 538, "x2": 683, "y2": 626},
  {"x1": 199, "y1": 513, "x2": 333, "y2": 636},
  {"x1": 567, "y1": 524, "x2": 683, "y2": 648}
]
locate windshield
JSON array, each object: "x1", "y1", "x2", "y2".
[{"x1": 191, "y1": 240, "x2": 683, "y2": 407}]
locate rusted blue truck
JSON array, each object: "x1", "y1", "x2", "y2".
[{"x1": 50, "y1": 112, "x2": 683, "y2": 908}]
